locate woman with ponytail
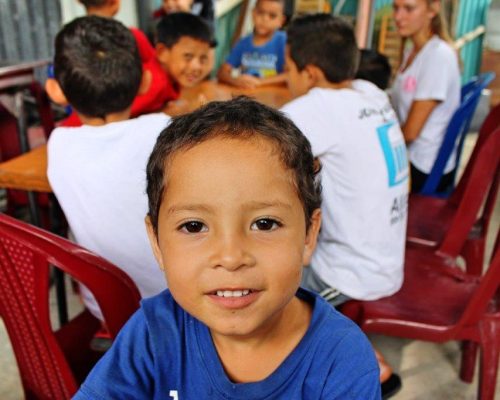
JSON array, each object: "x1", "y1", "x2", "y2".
[{"x1": 391, "y1": 0, "x2": 460, "y2": 193}]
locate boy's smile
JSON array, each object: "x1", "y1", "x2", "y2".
[
  {"x1": 157, "y1": 36, "x2": 212, "y2": 88},
  {"x1": 146, "y1": 135, "x2": 320, "y2": 341}
]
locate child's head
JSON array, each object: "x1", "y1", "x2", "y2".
[
  {"x1": 79, "y1": 0, "x2": 120, "y2": 17},
  {"x1": 155, "y1": 12, "x2": 215, "y2": 88},
  {"x1": 145, "y1": 97, "x2": 321, "y2": 337},
  {"x1": 252, "y1": 0, "x2": 285, "y2": 38},
  {"x1": 161, "y1": 0, "x2": 193, "y2": 14},
  {"x1": 285, "y1": 13, "x2": 359, "y2": 96},
  {"x1": 355, "y1": 49, "x2": 392, "y2": 90},
  {"x1": 48, "y1": 16, "x2": 142, "y2": 119}
]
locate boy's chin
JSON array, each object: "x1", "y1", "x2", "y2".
[{"x1": 179, "y1": 76, "x2": 205, "y2": 88}]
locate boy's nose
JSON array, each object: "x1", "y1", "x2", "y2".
[
  {"x1": 190, "y1": 58, "x2": 203, "y2": 71},
  {"x1": 210, "y1": 233, "x2": 255, "y2": 271}
]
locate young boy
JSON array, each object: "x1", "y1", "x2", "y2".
[
  {"x1": 155, "y1": 12, "x2": 216, "y2": 115},
  {"x1": 281, "y1": 14, "x2": 408, "y2": 396},
  {"x1": 73, "y1": 97, "x2": 381, "y2": 399},
  {"x1": 217, "y1": 0, "x2": 287, "y2": 88},
  {"x1": 45, "y1": 16, "x2": 170, "y2": 319},
  {"x1": 60, "y1": 0, "x2": 172, "y2": 127}
]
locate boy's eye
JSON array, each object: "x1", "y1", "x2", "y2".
[
  {"x1": 179, "y1": 221, "x2": 207, "y2": 233},
  {"x1": 251, "y1": 218, "x2": 282, "y2": 231}
]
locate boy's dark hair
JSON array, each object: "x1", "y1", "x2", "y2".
[
  {"x1": 156, "y1": 12, "x2": 216, "y2": 48},
  {"x1": 287, "y1": 13, "x2": 359, "y2": 83},
  {"x1": 255, "y1": 0, "x2": 285, "y2": 11},
  {"x1": 355, "y1": 49, "x2": 392, "y2": 90},
  {"x1": 54, "y1": 16, "x2": 142, "y2": 118},
  {"x1": 146, "y1": 96, "x2": 322, "y2": 234},
  {"x1": 79, "y1": 0, "x2": 106, "y2": 7}
]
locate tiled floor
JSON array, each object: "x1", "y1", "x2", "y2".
[{"x1": 0, "y1": 131, "x2": 498, "y2": 399}]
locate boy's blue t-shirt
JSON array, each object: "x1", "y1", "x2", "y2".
[
  {"x1": 74, "y1": 288, "x2": 381, "y2": 399},
  {"x1": 226, "y1": 31, "x2": 286, "y2": 78}
]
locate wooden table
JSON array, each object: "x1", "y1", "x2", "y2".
[
  {"x1": 180, "y1": 80, "x2": 292, "y2": 109},
  {"x1": 0, "y1": 144, "x2": 50, "y2": 192}
]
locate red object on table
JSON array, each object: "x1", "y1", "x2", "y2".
[{"x1": 0, "y1": 213, "x2": 141, "y2": 399}]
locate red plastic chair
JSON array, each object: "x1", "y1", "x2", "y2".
[
  {"x1": 407, "y1": 111, "x2": 500, "y2": 276},
  {"x1": 0, "y1": 213, "x2": 141, "y2": 399},
  {"x1": 341, "y1": 232, "x2": 500, "y2": 400}
]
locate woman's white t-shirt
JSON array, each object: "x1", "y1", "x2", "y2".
[{"x1": 391, "y1": 35, "x2": 460, "y2": 174}]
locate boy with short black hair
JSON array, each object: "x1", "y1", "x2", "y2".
[
  {"x1": 155, "y1": 12, "x2": 215, "y2": 91},
  {"x1": 59, "y1": 0, "x2": 172, "y2": 127},
  {"x1": 281, "y1": 14, "x2": 408, "y2": 396},
  {"x1": 155, "y1": 12, "x2": 216, "y2": 114},
  {"x1": 217, "y1": 0, "x2": 287, "y2": 88},
  {"x1": 46, "y1": 16, "x2": 170, "y2": 319},
  {"x1": 73, "y1": 97, "x2": 381, "y2": 399}
]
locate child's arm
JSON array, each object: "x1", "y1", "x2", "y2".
[
  {"x1": 217, "y1": 62, "x2": 261, "y2": 89},
  {"x1": 257, "y1": 73, "x2": 287, "y2": 86},
  {"x1": 162, "y1": 95, "x2": 208, "y2": 116}
]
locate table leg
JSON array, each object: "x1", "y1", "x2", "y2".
[{"x1": 14, "y1": 90, "x2": 42, "y2": 227}]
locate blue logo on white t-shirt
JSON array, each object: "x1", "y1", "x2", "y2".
[{"x1": 376, "y1": 121, "x2": 409, "y2": 187}]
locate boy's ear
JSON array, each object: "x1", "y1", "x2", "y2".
[
  {"x1": 304, "y1": 64, "x2": 323, "y2": 87},
  {"x1": 145, "y1": 216, "x2": 165, "y2": 271},
  {"x1": 45, "y1": 78, "x2": 69, "y2": 106},
  {"x1": 138, "y1": 69, "x2": 152, "y2": 95},
  {"x1": 302, "y1": 208, "x2": 321, "y2": 266},
  {"x1": 156, "y1": 43, "x2": 170, "y2": 66}
]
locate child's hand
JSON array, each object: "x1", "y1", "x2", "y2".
[
  {"x1": 163, "y1": 95, "x2": 208, "y2": 116},
  {"x1": 163, "y1": 99, "x2": 192, "y2": 116},
  {"x1": 233, "y1": 74, "x2": 261, "y2": 89}
]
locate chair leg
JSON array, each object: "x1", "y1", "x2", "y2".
[
  {"x1": 478, "y1": 317, "x2": 500, "y2": 400},
  {"x1": 460, "y1": 340, "x2": 478, "y2": 383},
  {"x1": 462, "y1": 237, "x2": 485, "y2": 276}
]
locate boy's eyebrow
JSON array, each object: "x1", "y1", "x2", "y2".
[
  {"x1": 166, "y1": 204, "x2": 215, "y2": 215},
  {"x1": 166, "y1": 201, "x2": 292, "y2": 215},
  {"x1": 244, "y1": 200, "x2": 293, "y2": 210}
]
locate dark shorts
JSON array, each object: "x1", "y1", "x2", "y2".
[
  {"x1": 301, "y1": 267, "x2": 351, "y2": 308},
  {"x1": 410, "y1": 163, "x2": 455, "y2": 194}
]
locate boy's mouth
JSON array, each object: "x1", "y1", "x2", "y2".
[
  {"x1": 207, "y1": 289, "x2": 261, "y2": 309},
  {"x1": 214, "y1": 289, "x2": 252, "y2": 298}
]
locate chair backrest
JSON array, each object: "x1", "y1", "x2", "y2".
[
  {"x1": 420, "y1": 72, "x2": 496, "y2": 197},
  {"x1": 0, "y1": 213, "x2": 141, "y2": 399},
  {"x1": 437, "y1": 127, "x2": 500, "y2": 258},
  {"x1": 451, "y1": 102, "x2": 500, "y2": 206}
]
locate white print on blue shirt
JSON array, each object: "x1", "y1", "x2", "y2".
[
  {"x1": 242, "y1": 52, "x2": 278, "y2": 77},
  {"x1": 376, "y1": 121, "x2": 409, "y2": 187}
]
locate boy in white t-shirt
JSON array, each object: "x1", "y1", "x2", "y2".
[
  {"x1": 45, "y1": 16, "x2": 171, "y2": 320},
  {"x1": 281, "y1": 14, "x2": 409, "y2": 397}
]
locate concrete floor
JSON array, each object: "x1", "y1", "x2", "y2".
[{"x1": 0, "y1": 132, "x2": 498, "y2": 399}]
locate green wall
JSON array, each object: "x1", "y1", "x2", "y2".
[{"x1": 456, "y1": 0, "x2": 491, "y2": 83}]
